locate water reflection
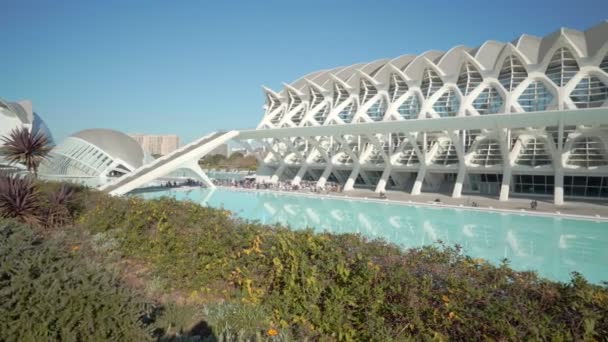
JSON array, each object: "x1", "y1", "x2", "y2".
[{"x1": 142, "y1": 188, "x2": 608, "y2": 284}]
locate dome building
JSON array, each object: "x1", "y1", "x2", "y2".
[{"x1": 40, "y1": 128, "x2": 145, "y2": 187}]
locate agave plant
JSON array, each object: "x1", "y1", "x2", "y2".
[
  {"x1": 0, "y1": 172, "x2": 42, "y2": 226},
  {"x1": 0, "y1": 127, "x2": 53, "y2": 178},
  {"x1": 44, "y1": 184, "x2": 75, "y2": 228}
]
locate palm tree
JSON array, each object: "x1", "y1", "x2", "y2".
[{"x1": 0, "y1": 127, "x2": 53, "y2": 178}]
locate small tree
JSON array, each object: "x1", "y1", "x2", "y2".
[{"x1": 0, "y1": 127, "x2": 52, "y2": 178}]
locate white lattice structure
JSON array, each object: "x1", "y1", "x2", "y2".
[{"x1": 249, "y1": 22, "x2": 608, "y2": 204}]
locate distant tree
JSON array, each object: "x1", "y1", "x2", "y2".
[{"x1": 0, "y1": 127, "x2": 53, "y2": 178}]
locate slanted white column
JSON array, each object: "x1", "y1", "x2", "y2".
[
  {"x1": 343, "y1": 163, "x2": 361, "y2": 191},
  {"x1": 185, "y1": 161, "x2": 216, "y2": 189},
  {"x1": 452, "y1": 165, "x2": 466, "y2": 198},
  {"x1": 316, "y1": 164, "x2": 333, "y2": 188},
  {"x1": 554, "y1": 119, "x2": 565, "y2": 206},
  {"x1": 270, "y1": 164, "x2": 286, "y2": 182},
  {"x1": 499, "y1": 167, "x2": 512, "y2": 201},
  {"x1": 375, "y1": 165, "x2": 392, "y2": 193},
  {"x1": 411, "y1": 165, "x2": 426, "y2": 196},
  {"x1": 554, "y1": 167, "x2": 564, "y2": 206},
  {"x1": 292, "y1": 164, "x2": 308, "y2": 185}
]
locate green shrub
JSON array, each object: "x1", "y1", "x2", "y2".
[
  {"x1": 75, "y1": 192, "x2": 608, "y2": 341},
  {"x1": 0, "y1": 219, "x2": 155, "y2": 341}
]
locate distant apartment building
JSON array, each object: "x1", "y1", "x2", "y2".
[
  {"x1": 129, "y1": 134, "x2": 180, "y2": 156},
  {"x1": 208, "y1": 143, "x2": 229, "y2": 157}
]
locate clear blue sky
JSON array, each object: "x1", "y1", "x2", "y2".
[{"x1": 1, "y1": 0, "x2": 606, "y2": 143}]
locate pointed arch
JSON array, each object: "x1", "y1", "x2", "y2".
[
  {"x1": 456, "y1": 62, "x2": 483, "y2": 96},
  {"x1": 497, "y1": 55, "x2": 528, "y2": 91},
  {"x1": 388, "y1": 73, "x2": 408, "y2": 102},
  {"x1": 545, "y1": 47, "x2": 579, "y2": 87},
  {"x1": 420, "y1": 67, "x2": 443, "y2": 98}
]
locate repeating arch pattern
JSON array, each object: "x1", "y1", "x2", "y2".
[{"x1": 252, "y1": 22, "x2": 608, "y2": 202}]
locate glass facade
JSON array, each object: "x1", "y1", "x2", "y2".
[
  {"x1": 546, "y1": 47, "x2": 579, "y2": 87},
  {"x1": 564, "y1": 176, "x2": 608, "y2": 198},
  {"x1": 566, "y1": 137, "x2": 608, "y2": 167},
  {"x1": 498, "y1": 55, "x2": 527, "y2": 91},
  {"x1": 420, "y1": 68, "x2": 443, "y2": 99},
  {"x1": 397, "y1": 95, "x2": 420, "y2": 120},
  {"x1": 570, "y1": 76, "x2": 608, "y2": 108},
  {"x1": 388, "y1": 73, "x2": 408, "y2": 102},
  {"x1": 518, "y1": 81, "x2": 554, "y2": 112},
  {"x1": 456, "y1": 63, "x2": 483, "y2": 96},
  {"x1": 471, "y1": 139, "x2": 502, "y2": 166},
  {"x1": 515, "y1": 138, "x2": 552, "y2": 167},
  {"x1": 472, "y1": 87, "x2": 503, "y2": 114},
  {"x1": 433, "y1": 90, "x2": 460, "y2": 117},
  {"x1": 367, "y1": 98, "x2": 386, "y2": 121}
]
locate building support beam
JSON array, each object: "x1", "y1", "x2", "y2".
[
  {"x1": 316, "y1": 164, "x2": 333, "y2": 188},
  {"x1": 292, "y1": 164, "x2": 308, "y2": 185},
  {"x1": 270, "y1": 164, "x2": 286, "y2": 182},
  {"x1": 452, "y1": 165, "x2": 466, "y2": 198},
  {"x1": 554, "y1": 168, "x2": 564, "y2": 206},
  {"x1": 411, "y1": 165, "x2": 427, "y2": 195},
  {"x1": 499, "y1": 167, "x2": 512, "y2": 201},
  {"x1": 375, "y1": 165, "x2": 392, "y2": 193},
  {"x1": 343, "y1": 164, "x2": 361, "y2": 191},
  {"x1": 185, "y1": 161, "x2": 216, "y2": 189}
]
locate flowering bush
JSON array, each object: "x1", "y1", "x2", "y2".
[{"x1": 76, "y1": 192, "x2": 608, "y2": 340}]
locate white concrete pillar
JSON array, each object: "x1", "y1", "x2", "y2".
[
  {"x1": 292, "y1": 164, "x2": 308, "y2": 185},
  {"x1": 186, "y1": 162, "x2": 216, "y2": 189},
  {"x1": 554, "y1": 168, "x2": 564, "y2": 206},
  {"x1": 316, "y1": 165, "x2": 333, "y2": 188},
  {"x1": 411, "y1": 166, "x2": 427, "y2": 196},
  {"x1": 375, "y1": 166, "x2": 392, "y2": 193},
  {"x1": 499, "y1": 167, "x2": 512, "y2": 201},
  {"x1": 343, "y1": 164, "x2": 361, "y2": 191},
  {"x1": 270, "y1": 164, "x2": 286, "y2": 182},
  {"x1": 452, "y1": 166, "x2": 466, "y2": 198}
]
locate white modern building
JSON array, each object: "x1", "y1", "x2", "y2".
[
  {"x1": 128, "y1": 133, "x2": 180, "y2": 156},
  {"x1": 251, "y1": 22, "x2": 608, "y2": 204},
  {"x1": 39, "y1": 129, "x2": 147, "y2": 187}
]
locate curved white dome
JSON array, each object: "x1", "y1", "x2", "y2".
[{"x1": 71, "y1": 128, "x2": 144, "y2": 169}]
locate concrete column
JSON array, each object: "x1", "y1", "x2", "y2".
[
  {"x1": 554, "y1": 168, "x2": 564, "y2": 206},
  {"x1": 343, "y1": 164, "x2": 361, "y2": 191},
  {"x1": 375, "y1": 165, "x2": 392, "y2": 193},
  {"x1": 186, "y1": 162, "x2": 216, "y2": 189},
  {"x1": 316, "y1": 165, "x2": 333, "y2": 188},
  {"x1": 270, "y1": 164, "x2": 286, "y2": 182},
  {"x1": 452, "y1": 166, "x2": 466, "y2": 198},
  {"x1": 499, "y1": 167, "x2": 512, "y2": 201},
  {"x1": 292, "y1": 164, "x2": 308, "y2": 185},
  {"x1": 411, "y1": 166, "x2": 427, "y2": 196}
]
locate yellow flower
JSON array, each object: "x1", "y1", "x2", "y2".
[
  {"x1": 267, "y1": 328, "x2": 278, "y2": 336},
  {"x1": 71, "y1": 245, "x2": 81, "y2": 251}
]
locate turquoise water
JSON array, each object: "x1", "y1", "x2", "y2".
[{"x1": 140, "y1": 188, "x2": 608, "y2": 284}]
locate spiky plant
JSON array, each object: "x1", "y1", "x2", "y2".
[
  {"x1": 44, "y1": 184, "x2": 75, "y2": 228},
  {"x1": 0, "y1": 173, "x2": 42, "y2": 226},
  {"x1": 0, "y1": 127, "x2": 52, "y2": 178}
]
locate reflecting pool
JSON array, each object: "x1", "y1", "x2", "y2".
[{"x1": 139, "y1": 187, "x2": 608, "y2": 284}]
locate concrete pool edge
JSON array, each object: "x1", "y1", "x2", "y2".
[{"x1": 198, "y1": 186, "x2": 608, "y2": 223}]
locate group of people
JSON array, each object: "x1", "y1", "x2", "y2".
[
  {"x1": 211, "y1": 178, "x2": 343, "y2": 194},
  {"x1": 161, "y1": 179, "x2": 204, "y2": 188}
]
